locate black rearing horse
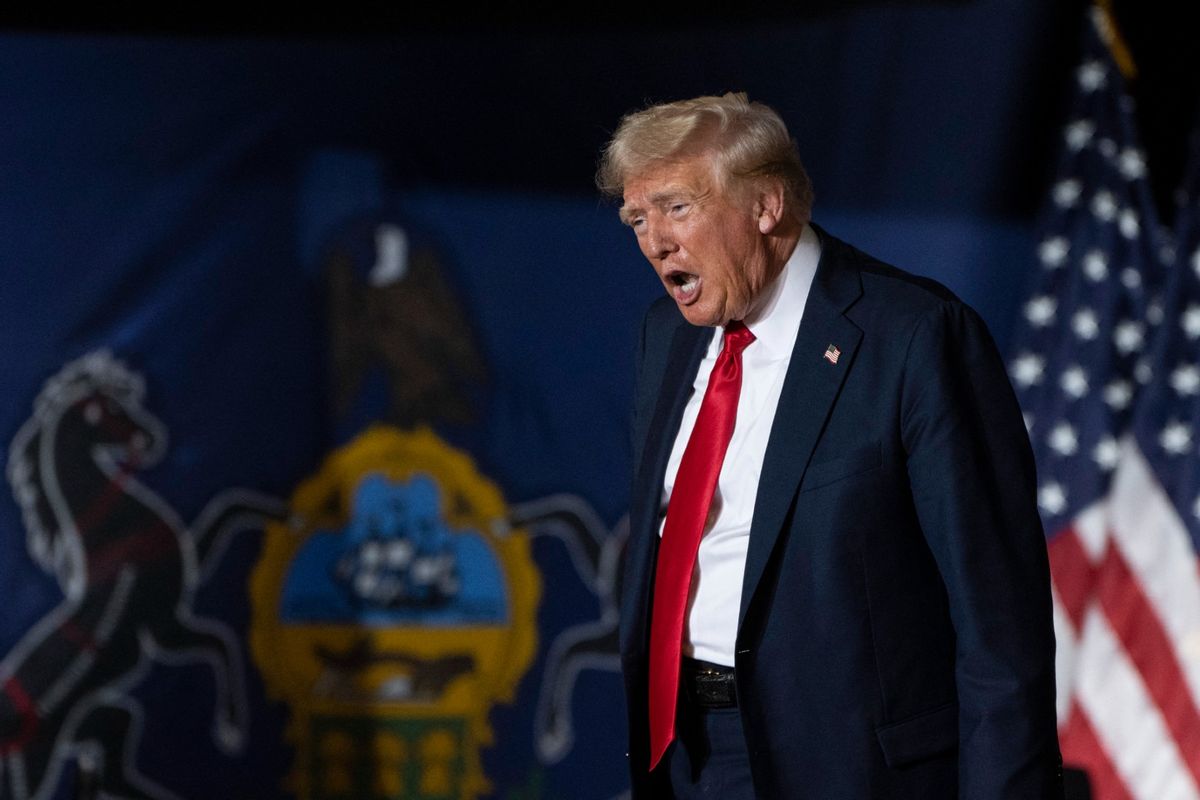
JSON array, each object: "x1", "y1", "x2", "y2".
[{"x1": 2, "y1": 350, "x2": 285, "y2": 800}]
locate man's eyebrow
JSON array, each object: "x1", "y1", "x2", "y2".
[
  {"x1": 649, "y1": 189, "x2": 690, "y2": 206},
  {"x1": 620, "y1": 188, "x2": 695, "y2": 223}
]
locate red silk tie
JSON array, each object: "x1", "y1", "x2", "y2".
[{"x1": 647, "y1": 320, "x2": 755, "y2": 770}]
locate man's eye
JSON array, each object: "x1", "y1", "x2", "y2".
[{"x1": 669, "y1": 203, "x2": 689, "y2": 216}]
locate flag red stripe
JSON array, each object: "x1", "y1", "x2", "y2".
[
  {"x1": 1048, "y1": 525, "x2": 1097, "y2": 631},
  {"x1": 1059, "y1": 701, "x2": 1134, "y2": 800},
  {"x1": 1097, "y1": 537, "x2": 1200, "y2": 787}
]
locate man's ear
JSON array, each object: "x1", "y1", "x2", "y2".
[{"x1": 756, "y1": 179, "x2": 787, "y2": 234}]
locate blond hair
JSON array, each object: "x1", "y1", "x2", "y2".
[{"x1": 596, "y1": 92, "x2": 813, "y2": 219}]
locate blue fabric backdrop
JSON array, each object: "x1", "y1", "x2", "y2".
[{"x1": 0, "y1": 4, "x2": 1071, "y2": 797}]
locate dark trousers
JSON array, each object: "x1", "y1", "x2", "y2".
[{"x1": 663, "y1": 691, "x2": 755, "y2": 799}]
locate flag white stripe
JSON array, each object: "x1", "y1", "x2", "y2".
[
  {"x1": 1108, "y1": 438, "x2": 1200, "y2": 713},
  {"x1": 1075, "y1": 605, "x2": 1200, "y2": 800},
  {"x1": 1073, "y1": 500, "x2": 1110, "y2": 562}
]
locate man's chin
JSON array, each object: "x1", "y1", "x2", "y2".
[{"x1": 676, "y1": 302, "x2": 724, "y2": 328}]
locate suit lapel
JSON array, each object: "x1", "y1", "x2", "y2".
[
  {"x1": 620, "y1": 319, "x2": 709, "y2": 657},
  {"x1": 738, "y1": 233, "x2": 864, "y2": 630}
]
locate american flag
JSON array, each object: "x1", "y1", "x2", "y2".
[
  {"x1": 1096, "y1": 148, "x2": 1200, "y2": 799},
  {"x1": 1008, "y1": 7, "x2": 1200, "y2": 799}
]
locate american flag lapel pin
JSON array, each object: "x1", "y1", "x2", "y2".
[{"x1": 824, "y1": 344, "x2": 841, "y2": 365}]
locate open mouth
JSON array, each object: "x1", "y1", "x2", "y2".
[{"x1": 666, "y1": 271, "x2": 699, "y2": 302}]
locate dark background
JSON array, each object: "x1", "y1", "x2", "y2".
[
  {"x1": 1, "y1": 3, "x2": 1195, "y2": 798},
  {"x1": 7, "y1": 0, "x2": 1194, "y2": 222}
]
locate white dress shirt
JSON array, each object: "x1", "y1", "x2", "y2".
[{"x1": 658, "y1": 224, "x2": 821, "y2": 666}]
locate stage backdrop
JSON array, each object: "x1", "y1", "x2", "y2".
[{"x1": 1, "y1": 4, "x2": 1075, "y2": 798}]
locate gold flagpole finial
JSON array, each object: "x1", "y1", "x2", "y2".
[{"x1": 1092, "y1": 0, "x2": 1137, "y2": 81}]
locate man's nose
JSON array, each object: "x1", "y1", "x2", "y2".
[{"x1": 644, "y1": 220, "x2": 678, "y2": 259}]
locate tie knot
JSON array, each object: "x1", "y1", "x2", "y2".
[{"x1": 723, "y1": 320, "x2": 755, "y2": 357}]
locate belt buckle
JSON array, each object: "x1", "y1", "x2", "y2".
[{"x1": 690, "y1": 665, "x2": 736, "y2": 708}]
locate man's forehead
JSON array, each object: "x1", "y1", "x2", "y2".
[
  {"x1": 622, "y1": 183, "x2": 693, "y2": 207},
  {"x1": 621, "y1": 157, "x2": 715, "y2": 206}
]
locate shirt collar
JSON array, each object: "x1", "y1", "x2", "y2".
[{"x1": 727, "y1": 223, "x2": 821, "y2": 360}]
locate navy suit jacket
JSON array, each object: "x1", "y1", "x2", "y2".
[{"x1": 620, "y1": 224, "x2": 1063, "y2": 798}]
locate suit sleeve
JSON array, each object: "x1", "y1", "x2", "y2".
[
  {"x1": 899, "y1": 300, "x2": 1063, "y2": 799},
  {"x1": 630, "y1": 304, "x2": 650, "y2": 477}
]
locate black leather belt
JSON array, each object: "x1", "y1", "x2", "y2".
[{"x1": 682, "y1": 657, "x2": 737, "y2": 709}]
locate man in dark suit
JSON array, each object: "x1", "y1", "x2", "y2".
[{"x1": 597, "y1": 92, "x2": 1063, "y2": 798}]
